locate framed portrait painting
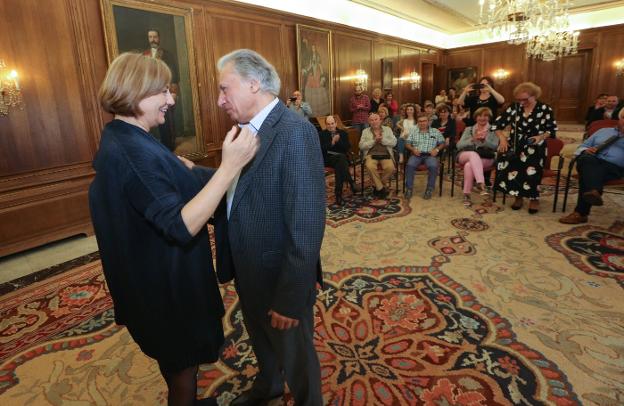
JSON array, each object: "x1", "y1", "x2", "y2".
[
  {"x1": 100, "y1": 0, "x2": 203, "y2": 156},
  {"x1": 296, "y1": 25, "x2": 332, "y2": 116},
  {"x1": 448, "y1": 66, "x2": 478, "y2": 93}
]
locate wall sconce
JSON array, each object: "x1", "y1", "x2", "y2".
[
  {"x1": 354, "y1": 67, "x2": 368, "y2": 91},
  {"x1": 493, "y1": 68, "x2": 510, "y2": 84},
  {"x1": 409, "y1": 70, "x2": 421, "y2": 90},
  {"x1": 615, "y1": 59, "x2": 624, "y2": 77},
  {"x1": 0, "y1": 59, "x2": 23, "y2": 116}
]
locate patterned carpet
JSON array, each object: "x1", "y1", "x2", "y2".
[{"x1": 1, "y1": 174, "x2": 623, "y2": 405}]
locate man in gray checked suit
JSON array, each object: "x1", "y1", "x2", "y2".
[{"x1": 214, "y1": 49, "x2": 326, "y2": 406}]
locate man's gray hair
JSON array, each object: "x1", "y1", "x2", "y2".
[{"x1": 217, "y1": 49, "x2": 281, "y2": 96}]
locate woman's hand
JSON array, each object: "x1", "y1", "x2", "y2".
[
  {"x1": 221, "y1": 126, "x2": 260, "y2": 173},
  {"x1": 497, "y1": 137, "x2": 509, "y2": 153},
  {"x1": 528, "y1": 135, "x2": 543, "y2": 145}
]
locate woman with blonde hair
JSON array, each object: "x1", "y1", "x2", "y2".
[
  {"x1": 456, "y1": 107, "x2": 499, "y2": 206},
  {"x1": 90, "y1": 52, "x2": 259, "y2": 405},
  {"x1": 370, "y1": 87, "x2": 385, "y2": 113},
  {"x1": 492, "y1": 81, "x2": 557, "y2": 214}
]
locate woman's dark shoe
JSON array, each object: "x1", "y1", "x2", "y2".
[
  {"x1": 511, "y1": 197, "x2": 524, "y2": 210},
  {"x1": 528, "y1": 199, "x2": 539, "y2": 214}
]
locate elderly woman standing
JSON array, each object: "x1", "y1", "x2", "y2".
[
  {"x1": 492, "y1": 82, "x2": 557, "y2": 214},
  {"x1": 90, "y1": 53, "x2": 258, "y2": 406},
  {"x1": 456, "y1": 107, "x2": 499, "y2": 206}
]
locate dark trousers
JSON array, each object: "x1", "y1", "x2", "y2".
[
  {"x1": 241, "y1": 302, "x2": 322, "y2": 406},
  {"x1": 326, "y1": 153, "x2": 353, "y2": 198},
  {"x1": 574, "y1": 153, "x2": 624, "y2": 215}
]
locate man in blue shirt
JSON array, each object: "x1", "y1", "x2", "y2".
[
  {"x1": 404, "y1": 113, "x2": 446, "y2": 200},
  {"x1": 559, "y1": 108, "x2": 624, "y2": 224}
]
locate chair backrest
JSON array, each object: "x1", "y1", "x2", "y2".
[
  {"x1": 455, "y1": 119, "x2": 466, "y2": 144},
  {"x1": 588, "y1": 119, "x2": 618, "y2": 137},
  {"x1": 544, "y1": 137, "x2": 564, "y2": 171}
]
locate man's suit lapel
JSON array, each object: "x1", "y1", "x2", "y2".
[{"x1": 230, "y1": 102, "x2": 285, "y2": 216}]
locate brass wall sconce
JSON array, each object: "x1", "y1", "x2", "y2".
[
  {"x1": 409, "y1": 70, "x2": 421, "y2": 90},
  {"x1": 0, "y1": 59, "x2": 23, "y2": 116},
  {"x1": 493, "y1": 68, "x2": 510, "y2": 84},
  {"x1": 615, "y1": 59, "x2": 624, "y2": 77}
]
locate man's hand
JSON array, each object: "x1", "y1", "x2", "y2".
[
  {"x1": 268, "y1": 310, "x2": 299, "y2": 330},
  {"x1": 412, "y1": 148, "x2": 421, "y2": 156},
  {"x1": 331, "y1": 134, "x2": 340, "y2": 145},
  {"x1": 430, "y1": 148, "x2": 439, "y2": 157},
  {"x1": 584, "y1": 146, "x2": 598, "y2": 155}
]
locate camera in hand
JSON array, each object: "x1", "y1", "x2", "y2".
[
  {"x1": 473, "y1": 83, "x2": 485, "y2": 90},
  {"x1": 289, "y1": 97, "x2": 297, "y2": 102}
]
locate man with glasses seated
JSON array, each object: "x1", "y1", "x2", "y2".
[
  {"x1": 359, "y1": 112, "x2": 396, "y2": 198},
  {"x1": 404, "y1": 113, "x2": 446, "y2": 200},
  {"x1": 559, "y1": 108, "x2": 624, "y2": 224}
]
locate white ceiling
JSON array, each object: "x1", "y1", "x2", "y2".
[
  {"x1": 233, "y1": 0, "x2": 624, "y2": 48},
  {"x1": 351, "y1": 0, "x2": 624, "y2": 34}
]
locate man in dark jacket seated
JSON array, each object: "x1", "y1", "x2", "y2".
[
  {"x1": 319, "y1": 115, "x2": 357, "y2": 205},
  {"x1": 586, "y1": 95, "x2": 622, "y2": 127}
]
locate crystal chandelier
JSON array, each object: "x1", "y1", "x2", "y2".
[{"x1": 479, "y1": 0, "x2": 579, "y2": 60}]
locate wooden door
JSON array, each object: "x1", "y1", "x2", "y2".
[
  {"x1": 421, "y1": 62, "x2": 435, "y2": 103},
  {"x1": 529, "y1": 50, "x2": 591, "y2": 123}
]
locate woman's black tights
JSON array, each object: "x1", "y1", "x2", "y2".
[{"x1": 159, "y1": 364, "x2": 199, "y2": 406}]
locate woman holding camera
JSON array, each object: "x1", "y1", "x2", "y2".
[
  {"x1": 492, "y1": 82, "x2": 557, "y2": 214},
  {"x1": 456, "y1": 107, "x2": 499, "y2": 207},
  {"x1": 458, "y1": 76, "x2": 505, "y2": 126}
]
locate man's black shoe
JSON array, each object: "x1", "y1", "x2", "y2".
[{"x1": 230, "y1": 390, "x2": 284, "y2": 406}]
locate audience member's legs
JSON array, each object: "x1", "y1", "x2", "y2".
[
  {"x1": 329, "y1": 154, "x2": 349, "y2": 201},
  {"x1": 365, "y1": 156, "x2": 384, "y2": 191},
  {"x1": 405, "y1": 155, "x2": 425, "y2": 191},
  {"x1": 158, "y1": 363, "x2": 200, "y2": 406},
  {"x1": 380, "y1": 159, "x2": 395, "y2": 185},
  {"x1": 424, "y1": 156, "x2": 439, "y2": 191}
]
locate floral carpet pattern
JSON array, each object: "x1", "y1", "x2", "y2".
[{"x1": 1, "y1": 177, "x2": 623, "y2": 405}]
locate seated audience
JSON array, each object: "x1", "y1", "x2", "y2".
[
  {"x1": 384, "y1": 91, "x2": 399, "y2": 117},
  {"x1": 458, "y1": 76, "x2": 505, "y2": 126},
  {"x1": 585, "y1": 93, "x2": 608, "y2": 128},
  {"x1": 319, "y1": 115, "x2": 357, "y2": 205},
  {"x1": 404, "y1": 113, "x2": 446, "y2": 200},
  {"x1": 378, "y1": 106, "x2": 394, "y2": 130},
  {"x1": 559, "y1": 108, "x2": 624, "y2": 224},
  {"x1": 448, "y1": 88, "x2": 458, "y2": 105},
  {"x1": 370, "y1": 87, "x2": 384, "y2": 113},
  {"x1": 431, "y1": 103, "x2": 456, "y2": 145},
  {"x1": 453, "y1": 103, "x2": 469, "y2": 121},
  {"x1": 350, "y1": 84, "x2": 371, "y2": 134},
  {"x1": 586, "y1": 95, "x2": 622, "y2": 126},
  {"x1": 435, "y1": 89, "x2": 448, "y2": 105},
  {"x1": 424, "y1": 101, "x2": 438, "y2": 123},
  {"x1": 286, "y1": 89, "x2": 312, "y2": 118},
  {"x1": 359, "y1": 112, "x2": 397, "y2": 198},
  {"x1": 455, "y1": 107, "x2": 499, "y2": 206},
  {"x1": 396, "y1": 103, "x2": 417, "y2": 160}
]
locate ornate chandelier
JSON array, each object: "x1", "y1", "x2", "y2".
[
  {"x1": 479, "y1": 0, "x2": 579, "y2": 60},
  {"x1": 0, "y1": 59, "x2": 23, "y2": 116}
]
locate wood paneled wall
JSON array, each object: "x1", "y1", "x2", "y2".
[
  {"x1": 0, "y1": 0, "x2": 440, "y2": 257},
  {"x1": 443, "y1": 24, "x2": 624, "y2": 122}
]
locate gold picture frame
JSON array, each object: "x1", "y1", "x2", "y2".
[
  {"x1": 100, "y1": 0, "x2": 204, "y2": 157},
  {"x1": 296, "y1": 24, "x2": 333, "y2": 116}
]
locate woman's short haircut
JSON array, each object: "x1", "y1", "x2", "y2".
[
  {"x1": 513, "y1": 82, "x2": 542, "y2": 99},
  {"x1": 217, "y1": 49, "x2": 281, "y2": 96},
  {"x1": 473, "y1": 107, "x2": 493, "y2": 119},
  {"x1": 435, "y1": 103, "x2": 450, "y2": 114},
  {"x1": 378, "y1": 106, "x2": 389, "y2": 116},
  {"x1": 479, "y1": 76, "x2": 495, "y2": 88},
  {"x1": 99, "y1": 52, "x2": 171, "y2": 116}
]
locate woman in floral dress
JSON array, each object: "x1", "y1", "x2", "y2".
[{"x1": 492, "y1": 82, "x2": 557, "y2": 214}]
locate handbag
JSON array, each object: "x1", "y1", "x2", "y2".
[{"x1": 476, "y1": 147, "x2": 496, "y2": 159}]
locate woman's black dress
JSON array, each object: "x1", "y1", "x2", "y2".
[{"x1": 491, "y1": 101, "x2": 557, "y2": 199}]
